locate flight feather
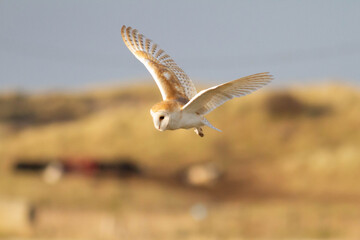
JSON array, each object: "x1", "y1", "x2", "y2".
[
  {"x1": 121, "y1": 25, "x2": 197, "y2": 101},
  {"x1": 182, "y1": 72, "x2": 273, "y2": 115}
]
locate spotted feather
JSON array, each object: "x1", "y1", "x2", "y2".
[{"x1": 121, "y1": 25, "x2": 197, "y2": 101}]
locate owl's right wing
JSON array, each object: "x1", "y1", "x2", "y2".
[
  {"x1": 182, "y1": 72, "x2": 273, "y2": 115},
  {"x1": 121, "y1": 25, "x2": 197, "y2": 101}
]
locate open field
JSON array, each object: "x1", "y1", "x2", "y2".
[{"x1": 1, "y1": 82, "x2": 360, "y2": 239}]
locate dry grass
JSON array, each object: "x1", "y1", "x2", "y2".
[
  {"x1": 2, "y1": 173, "x2": 360, "y2": 240},
  {"x1": 1, "y1": 82, "x2": 360, "y2": 239}
]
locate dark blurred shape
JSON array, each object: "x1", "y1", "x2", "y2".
[
  {"x1": 61, "y1": 157, "x2": 141, "y2": 178},
  {"x1": 0, "y1": 88, "x2": 158, "y2": 130},
  {"x1": 14, "y1": 161, "x2": 47, "y2": 172},
  {"x1": 0, "y1": 92, "x2": 95, "y2": 128},
  {"x1": 265, "y1": 93, "x2": 305, "y2": 117},
  {"x1": 62, "y1": 157, "x2": 98, "y2": 176},
  {"x1": 265, "y1": 92, "x2": 330, "y2": 117},
  {"x1": 13, "y1": 157, "x2": 141, "y2": 179},
  {"x1": 0, "y1": 93, "x2": 34, "y2": 127},
  {"x1": 29, "y1": 205, "x2": 37, "y2": 224},
  {"x1": 97, "y1": 161, "x2": 141, "y2": 178}
]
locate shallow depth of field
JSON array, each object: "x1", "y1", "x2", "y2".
[{"x1": 1, "y1": 82, "x2": 360, "y2": 239}]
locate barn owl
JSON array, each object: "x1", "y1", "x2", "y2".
[{"x1": 121, "y1": 25, "x2": 273, "y2": 137}]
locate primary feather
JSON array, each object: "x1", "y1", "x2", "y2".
[
  {"x1": 182, "y1": 72, "x2": 273, "y2": 115},
  {"x1": 121, "y1": 25, "x2": 197, "y2": 100}
]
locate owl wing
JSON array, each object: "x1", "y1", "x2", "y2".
[
  {"x1": 182, "y1": 72, "x2": 273, "y2": 115},
  {"x1": 121, "y1": 25, "x2": 197, "y2": 101}
]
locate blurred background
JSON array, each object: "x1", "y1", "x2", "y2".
[{"x1": 1, "y1": 1, "x2": 360, "y2": 239}]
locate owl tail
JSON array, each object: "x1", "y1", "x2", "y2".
[{"x1": 202, "y1": 117, "x2": 222, "y2": 132}]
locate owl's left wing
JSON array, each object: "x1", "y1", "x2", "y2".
[
  {"x1": 121, "y1": 25, "x2": 197, "y2": 101},
  {"x1": 182, "y1": 72, "x2": 273, "y2": 115}
]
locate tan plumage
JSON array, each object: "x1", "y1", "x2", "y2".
[
  {"x1": 121, "y1": 25, "x2": 197, "y2": 101},
  {"x1": 121, "y1": 25, "x2": 273, "y2": 137}
]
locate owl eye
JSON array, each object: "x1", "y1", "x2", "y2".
[{"x1": 159, "y1": 116, "x2": 165, "y2": 120}]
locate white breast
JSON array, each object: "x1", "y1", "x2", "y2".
[{"x1": 168, "y1": 111, "x2": 203, "y2": 130}]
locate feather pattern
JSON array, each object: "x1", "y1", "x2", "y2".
[
  {"x1": 121, "y1": 25, "x2": 197, "y2": 100},
  {"x1": 121, "y1": 25, "x2": 274, "y2": 136},
  {"x1": 182, "y1": 72, "x2": 273, "y2": 115}
]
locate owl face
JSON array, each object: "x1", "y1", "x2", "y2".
[{"x1": 150, "y1": 110, "x2": 170, "y2": 131}]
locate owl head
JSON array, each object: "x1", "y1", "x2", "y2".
[
  {"x1": 150, "y1": 110, "x2": 170, "y2": 131},
  {"x1": 150, "y1": 100, "x2": 182, "y2": 131}
]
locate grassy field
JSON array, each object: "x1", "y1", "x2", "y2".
[{"x1": 0, "y1": 82, "x2": 360, "y2": 239}]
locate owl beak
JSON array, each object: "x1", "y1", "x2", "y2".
[{"x1": 158, "y1": 118, "x2": 162, "y2": 130}]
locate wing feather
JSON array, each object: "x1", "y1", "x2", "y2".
[
  {"x1": 182, "y1": 72, "x2": 273, "y2": 115},
  {"x1": 158, "y1": 54, "x2": 170, "y2": 62},
  {"x1": 145, "y1": 38, "x2": 151, "y2": 53},
  {"x1": 121, "y1": 25, "x2": 197, "y2": 100},
  {"x1": 138, "y1": 34, "x2": 145, "y2": 50},
  {"x1": 155, "y1": 49, "x2": 165, "y2": 59},
  {"x1": 125, "y1": 27, "x2": 136, "y2": 50},
  {"x1": 131, "y1": 29, "x2": 140, "y2": 50},
  {"x1": 151, "y1": 43, "x2": 157, "y2": 55}
]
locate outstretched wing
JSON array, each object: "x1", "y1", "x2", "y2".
[
  {"x1": 182, "y1": 72, "x2": 273, "y2": 115},
  {"x1": 121, "y1": 25, "x2": 197, "y2": 101}
]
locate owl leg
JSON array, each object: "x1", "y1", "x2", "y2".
[{"x1": 194, "y1": 127, "x2": 204, "y2": 137}]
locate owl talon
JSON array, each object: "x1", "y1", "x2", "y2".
[{"x1": 195, "y1": 128, "x2": 204, "y2": 137}]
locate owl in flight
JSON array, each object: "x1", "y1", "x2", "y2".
[{"x1": 121, "y1": 25, "x2": 273, "y2": 137}]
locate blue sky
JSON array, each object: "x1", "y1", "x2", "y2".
[{"x1": 1, "y1": 0, "x2": 360, "y2": 91}]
